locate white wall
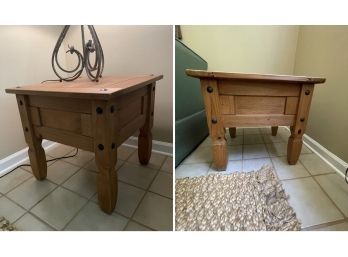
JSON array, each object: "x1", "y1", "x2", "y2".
[
  {"x1": 64, "y1": 25, "x2": 173, "y2": 143},
  {"x1": 294, "y1": 26, "x2": 348, "y2": 162},
  {"x1": 181, "y1": 25, "x2": 299, "y2": 74},
  {"x1": 0, "y1": 26, "x2": 65, "y2": 159}
]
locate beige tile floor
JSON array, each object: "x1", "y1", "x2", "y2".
[
  {"x1": 175, "y1": 126, "x2": 348, "y2": 231},
  {"x1": 0, "y1": 144, "x2": 173, "y2": 231}
]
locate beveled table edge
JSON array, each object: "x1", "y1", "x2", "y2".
[
  {"x1": 186, "y1": 69, "x2": 325, "y2": 84},
  {"x1": 5, "y1": 75, "x2": 163, "y2": 100}
]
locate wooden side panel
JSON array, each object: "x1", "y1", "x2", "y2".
[
  {"x1": 220, "y1": 95, "x2": 235, "y2": 114},
  {"x1": 118, "y1": 115, "x2": 146, "y2": 146},
  {"x1": 218, "y1": 80, "x2": 301, "y2": 96},
  {"x1": 222, "y1": 114, "x2": 295, "y2": 127},
  {"x1": 29, "y1": 107, "x2": 41, "y2": 126},
  {"x1": 36, "y1": 126, "x2": 94, "y2": 151},
  {"x1": 40, "y1": 109, "x2": 77, "y2": 133},
  {"x1": 118, "y1": 95, "x2": 145, "y2": 127},
  {"x1": 235, "y1": 96, "x2": 285, "y2": 114},
  {"x1": 285, "y1": 97, "x2": 299, "y2": 115},
  {"x1": 29, "y1": 95, "x2": 91, "y2": 113},
  {"x1": 32, "y1": 108, "x2": 93, "y2": 137},
  {"x1": 117, "y1": 87, "x2": 147, "y2": 128},
  {"x1": 81, "y1": 114, "x2": 92, "y2": 137}
]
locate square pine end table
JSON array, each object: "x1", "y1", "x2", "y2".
[
  {"x1": 6, "y1": 75, "x2": 163, "y2": 214},
  {"x1": 186, "y1": 69, "x2": 325, "y2": 171}
]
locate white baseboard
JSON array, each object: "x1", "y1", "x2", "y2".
[
  {"x1": 284, "y1": 127, "x2": 347, "y2": 179},
  {"x1": 123, "y1": 136, "x2": 173, "y2": 157},
  {"x1": 0, "y1": 137, "x2": 173, "y2": 178},
  {"x1": 0, "y1": 140, "x2": 57, "y2": 178}
]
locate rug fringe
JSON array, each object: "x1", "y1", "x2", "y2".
[{"x1": 175, "y1": 166, "x2": 301, "y2": 231}]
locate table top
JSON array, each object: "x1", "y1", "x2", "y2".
[
  {"x1": 6, "y1": 75, "x2": 163, "y2": 100},
  {"x1": 186, "y1": 69, "x2": 326, "y2": 84}
]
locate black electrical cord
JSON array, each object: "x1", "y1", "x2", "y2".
[
  {"x1": 5, "y1": 148, "x2": 79, "y2": 175},
  {"x1": 40, "y1": 79, "x2": 62, "y2": 83},
  {"x1": 345, "y1": 168, "x2": 348, "y2": 184}
]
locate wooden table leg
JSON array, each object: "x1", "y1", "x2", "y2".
[
  {"x1": 138, "y1": 129, "x2": 152, "y2": 165},
  {"x1": 201, "y1": 79, "x2": 227, "y2": 170},
  {"x1": 138, "y1": 83, "x2": 155, "y2": 165},
  {"x1": 287, "y1": 134, "x2": 303, "y2": 164},
  {"x1": 27, "y1": 138, "x2": 47, "y2": 180},
  {"x1": 16, "y1": 95, "x2": 47, "y2": 180},
  {"x1": 212, "y1": 136, "x2": 228, "y2": 170},
  {"x1": 287, "y1": 84, "x2": 314, "y2": 164},
  {"x1": 271, "y1": 126, "x2": 278, "y2": 136},
  {"x1": 229, "y1": 127, "x2": 236, "y2": 138},
  {"x1": 93, "y1": 100, "x2": 117, "y2": 214}
]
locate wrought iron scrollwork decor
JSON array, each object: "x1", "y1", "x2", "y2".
[{"x1": 51, "y1": 25, "x2": 104, "y2": 82}]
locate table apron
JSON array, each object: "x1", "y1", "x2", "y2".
[{"x1": 21, "y1": 85, "x2": 151, "y2": 152}]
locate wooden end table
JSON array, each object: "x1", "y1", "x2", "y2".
[
  {"x1": 186, "y1": 69, "x2": 325, "y2": 171},
  {"x1": 6, "y1": 75, "x2": 163, "y2": 214}
]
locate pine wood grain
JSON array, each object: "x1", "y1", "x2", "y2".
[
  {"x1": 222, "y1": 114, "x2": 295, "y2": 127},
  {"x1": 6, "y1": 75, "x2": 163, "y2": 100},
  {"x1": 235, "y1": 96, "x2": 286, "y2": 114},
  {"x1": 187, "y1": 69, "x2": 325, "y2": 170},
  {"x1": 16, "y1": 95, "x2": 47, "y2": 180},
  {"x1": 201, "y1": 79, "x2": 227, "y2": 170},
  {"x1": 219, "y1": 81, "x2": 301, "y2": 96},
  {"x1": 287, "y1": 84, "x2": 315, "y2": 164},
  {"x1": 7, "y1": 75, "x2": 162, "y2": 214},
  {"x1": 92, "y1": 100, "x2": 118, "y2": 214},
  {"x1": 138, "y1": 83, "x2": 156, "y2": 165}
]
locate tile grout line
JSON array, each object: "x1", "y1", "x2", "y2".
[
  {"x1": 60, "y1": 150, "x2": 138, "y2": 231},
  {"x1": 22, "y1": 162, "x2": 91, "y2": 230},
  {"x1": 177, "y1": 127, "x2": 348, "y2": 231},
  {"x1": 63, "y1": 149, "x2": 171, "y2": 230},
  {"x1": 295, "y1": 154, "x2": 346, "y2": 218},
  {"x1": 60, "y1": 197, "x2": 92, "y2": 231},
  {"x1": 278, "y1": 149, "x2": 346, "y2": 228},
  {"x1": 1, "y1": 168, "x2": 35, "y2": 196},
  {"x1": 124, "y1": 219, "x2": 156, "y2": 231},
  {"x1": 74, "y1": 147, "x2": 170, "y2": 230},
  {"x1": 2, "y1": 190, "x2": 57, "y2": 231},
  {"x1": 311, "y1": 175, "x2": 347, "y2": 219},
  {"x1": 302, "y1": 217, "x2": 348, "y2": 231},
  {"x1": 24, "y1": 211, "x2": 58, "y2": 231},
  {"x1": 179, "y1": 127, "x2": 346, "y2": 230},
  {"x1": 258, "y1": 128, "x2": 346, "y2": 229},
  {"x1": 85, "y1": 191, "x2": 155, "y2": 230},
  {"x1": 25, "y1": 185, "x2": 87, "y2": 230},
  {"x1": 122, "y1": 161, "x2": 162, "y2": 229},
  {"x1": 1, "y1": 145, "x2": 171, "y2": 231},
  {"x1": 0, "y1": 150, "x2": 84, "y2": 230},
  {"x1": 114, "y1": 153, "x2": 172, "y2": 230},
  {"x1": 1, "y1": 195, "x2": 32, "y2": 225},
  {"x1": 279, "y1": 171, "x2": 336, "y2": 182},
  {"x1": 122, "y1": 158, "x2": 170, "y2": 231},
  {"x1": 267, "y1": 132, "x2": 346, "y2": 228}
]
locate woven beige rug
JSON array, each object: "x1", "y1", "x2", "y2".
[
  {"x1": 0, "y1": 216, "x2": 16, "y2": 231},
  {"x1": 175, "y1": 166, "x2": 301, "y2": 231}
]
